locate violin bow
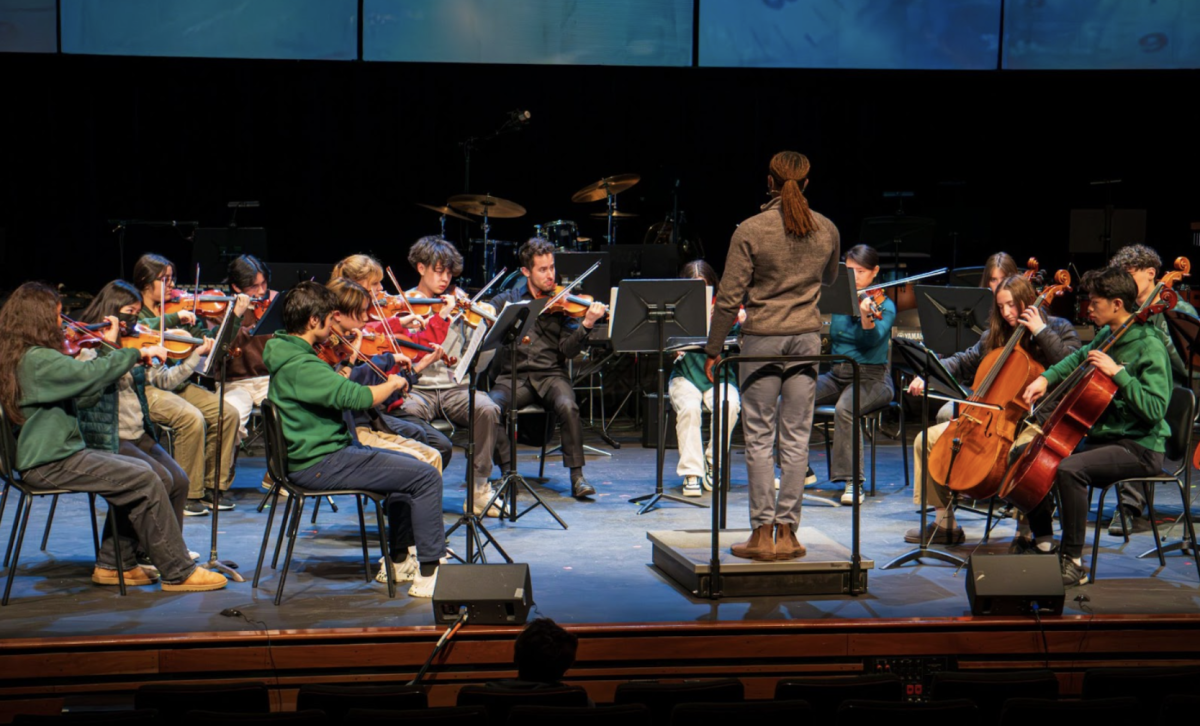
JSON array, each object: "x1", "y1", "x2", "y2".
[
  {"x1": 385, "y1": 265, "x2": 429, "y2": 328},
  {"x1": 538, "y1": 260, "x2": 601, "y2": 316},
  {"x1": 368, "y1": 297, "x2": 411, "y2": 368},
  {"x1": 448, "y1": 267, "x2": 506, "y2": 327},
  {"x1": 330, "y1": 332, "x2": 391, "y2": 383}
]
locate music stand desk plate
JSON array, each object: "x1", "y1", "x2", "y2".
[{"x1": 648, "y1": 529, "x2": 873, "y2": 597}]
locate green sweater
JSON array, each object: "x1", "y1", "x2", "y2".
[
  {"x1": 1041, "y1": 322, "x2": 1171, "y2": 452},
  {"x1": 263, "y1": 332, "x2": 375, "y2": 473},
  {"x1": 15, "y1": 346, "x2": 141, "y2": 471}
]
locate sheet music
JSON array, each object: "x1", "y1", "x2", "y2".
[
  {"x1": 705, "y1": 285, "x2": 713, "y2": 334},
  {"x1": 454, "y1": 319, "x2": 489, "y2": 385},
  {"x1": 199, "y1": 305, "x2": 237, "y2": 378},
  {"x1": 607, "y1": 286, "x2": 618, "y2": 340}
]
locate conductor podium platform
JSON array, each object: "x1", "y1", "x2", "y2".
[{"x1": 648, "y1": 528, "x2": 873, "y2": 598}]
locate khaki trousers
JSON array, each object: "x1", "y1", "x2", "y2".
[
  {"x1": 355, "y1": 427, "x2": 444, "y2": 473},
  {"x1": 146, "y1": 383, "x2": 239, "y2": 499}
]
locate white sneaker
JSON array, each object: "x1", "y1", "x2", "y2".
[
  {"x1": 702, "y1": 465, "x2": 714, "y2": 492},
  {"x1": 804, "y1": 466, "x2": 818, "y2": 488},
  {"x1": 682, "y1": 476, "x2": 703, "y2": 497},
  {"x1": 840, "y1": 483, "x2": 864, "y2": 505},
  {"x1": 188, "y1": 551, "x2": 200, "y2": 561},
  {"x1": 464, "y1": 484, "x2": 502, "y2": 518},
  {"x1": 376, "y1": 552, "x2": 418, "y2": 583},
  {"x1": 408, "y1": 566, "x2": 439, "y2": 598}
]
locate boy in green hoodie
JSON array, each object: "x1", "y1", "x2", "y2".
[
  {"x1": 1020, "y1": 268, "x2": 1172, "y2": 586},
  {"x1": 263, "y1": 282, "x2": 445, "y2": 597}
]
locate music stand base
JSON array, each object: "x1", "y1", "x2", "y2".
[
  {"x1": 629, "y1": 491, "x2": 709, "y2": 515},
  {"x1": 1138, "y1": 539, "x2": 1195, "y2": 559},
  {"x1": 487, "y1": 472, "x2": 568, "y2": 530},
  {"x1": 544, "y1": 443, "x2": 613, "y2": 459},
  {"x1": 444, "y1": 515, "x2": 511, "y2": 564},
  {"x1": 881, "y1": 546, "x2": 966, "y2": 570},
  {"x1": 203, "y1": 559, "x2": 245, "y2": 582},
  {"x1": 804, "y1": 494, "x2": 839, "y2": 508}
]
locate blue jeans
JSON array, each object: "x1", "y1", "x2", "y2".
[{"x1": 289, "y1": 445, "x2": 445, "y2": 562}]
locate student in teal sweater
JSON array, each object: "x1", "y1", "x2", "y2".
[
  {"x1": 1020, "y1": 268, "x2": 1172, "y2": 586},
  {"x1": 0, "y1": 282, "x2": 225, "y2": 593},
  {"x1": 263, "y1": 282, "x2": 445, "y2": 597}
]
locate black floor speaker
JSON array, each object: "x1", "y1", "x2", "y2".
[
  {"x1": 432, "y1": 564, "x2": 533, "y2": 625},
  {"x1": 965, "y1": 554, "x2": 1065, "y2": 616}
]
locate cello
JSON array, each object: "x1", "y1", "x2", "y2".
[
  {"x1": 998, "y1": 289, "x2": 1178, "y2": 512},
  {"x1": 927, "y1": 268, "x2": 1072, "y2": 499}
]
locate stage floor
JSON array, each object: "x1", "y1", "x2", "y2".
[{"x1": 2, "y1": 424, "x2": 1198, "y2": 638}]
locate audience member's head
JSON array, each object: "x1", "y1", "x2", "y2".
[{"x1": 513, "y1": 618, "x2": 578, "y2": 684}]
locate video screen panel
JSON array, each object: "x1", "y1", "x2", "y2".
[
  {"x1": 699, "y1": 0, "x2": 1002, "y2": 70},
  {"x1": 60, "y1": 0, "x2": 358, "y2": 61},
  {"x1": 364, "y1": 0, "x2": 693, "y2": 66},
  {"x1": 1002, "y1": 0, "x2": 1200, "y2": 70},
  {"x1": 0, "y1": 0, "x2": 57, "y2": 53}
]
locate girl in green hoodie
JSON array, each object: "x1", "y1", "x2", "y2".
[{"x1": 0, "y1": 283, "x2": 225, "y2": 593}]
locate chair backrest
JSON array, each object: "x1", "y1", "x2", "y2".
[
  {"x1": 134, "y1": 682, "x2": 271, "y2": 717},
  {"x1": 668, "y1": 699, "x2": 811, "y2": 725},
  {"x1": 1081, "y1": 665, "x2": 1200, "y2": 711},
  {"x1": 259, "y1": 401, "x2": 290, "y2": 487},
  {"x1": 1163, "y1": 386, "x2": 1196, "y2": 464},
  {"x1": 508, "y1": 704, "x2": 652, "y2": 726},
  {"x1": 775, "y1": 675, "x2": 903, "y2": 721},
  {"x1": 344, "y1": 706, "x2": 489, "y2": 725},
  {"x1": 296, "y1": 683, "x2": 427, "y2": 719},
  {"x1": 999, "y1": 696, "x2": 1140, "y2": 726},
  {"x1": 613, "y1": 679, "x2": 743, "y2": 723},
  {"x1": 0, "y1": 402, "x2": 19, "y2": 482},
  {"x1": 930, "y1": 670, "x2": 1059, "y2": 726},
  {"x1": 837, "y1": 698, "x2": 979, "y2": 726},
  {"x1": 456, "y1": 685, "x2": 589, "y2": 725}
]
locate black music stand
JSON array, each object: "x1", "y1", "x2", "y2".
[
  {"x1": 1140, "y1": 309, "x2": 1200, "y2": 559},
  {"x1": 860, "y1": 214, "x2": 935, "y2": 294},
  {"x1": 612, "y1": 279, "x2": 707, "y2": 514},
  {"x1": 481, "y1": 298, "x2": 570, "y2": 530},
  {"x1": 914, "y1": 285, "x2": 993, "y2": 358},
  {"x1": 249, "y1": 293, "x2": 285, "y2": 336},
  {"x1": 884, "y1": 339, "x2": 976, "y2": 570},
  {"x1": 197, "y1": 305, "x2": 246, "y2": 582}
]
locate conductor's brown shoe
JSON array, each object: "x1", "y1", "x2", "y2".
[
  {"x1": 774, "y1": 523, "x2": 807, "y2": 560},
  {"x1": 731, "y1": 524, "x2": 775, "y2": 561}
]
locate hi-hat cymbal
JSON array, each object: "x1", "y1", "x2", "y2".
[
  {"x1": 589, "y1": 211, "x2": 639, "y2": 218},
  {"x1": 571, "y1": 173, "x2": 641, "y2": 204},
  {"x1": 415, "y1": 202, "x2": 471, "y2": 222},
  {"x1": 447, "y1": 194, "x2": 527, "y2": 219}
]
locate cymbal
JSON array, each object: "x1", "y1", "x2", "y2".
[
  {"x1": 571, "y1": 173, "x2": 641, "y2": 204},
  {"x1": 415, "y1": 202, "x2": 471, "y2": 222},
  {"x1": 447, "y1": 194, "x2": 526, "y2": 219},
  {"x1": 589, "y1": 211, "x2": 639, "y2": 218}
]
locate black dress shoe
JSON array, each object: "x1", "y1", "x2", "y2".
[{"x1": 571, "y1": 476, "x2": 596, "y2": 499}]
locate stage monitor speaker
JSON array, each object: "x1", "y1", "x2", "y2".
[
  {"x1": 432, "y1": 564, "x2": 533, "y2": 625},
  {"x1": 965, "y1": 554, "x2": 1064, "y2": 616}
]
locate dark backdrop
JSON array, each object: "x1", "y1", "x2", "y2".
[{"x1": 2, "y1": 53, "x2": 1196, "y2": 294}]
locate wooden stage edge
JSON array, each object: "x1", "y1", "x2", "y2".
[{"x1": 3, "y1": 614, "x2": 1200, "y2": 718}]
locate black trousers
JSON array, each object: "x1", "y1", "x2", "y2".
[
  {"x1": 490, "y1": 372, "x2": 584, "y2": 470},
  {"x1": 1028, "y1": 438, "x2": 1163, "y2": 559}
]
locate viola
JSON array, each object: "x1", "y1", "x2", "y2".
[
  {"x1": 999, "y1": 290, "x2": 1178, "y2": 512},
  {"x1": 120, "y1": 324, "x2": 206, "y2": 360},
  {"x1": 928, "y1": 269, "x2": 1072, "y2": 500}
]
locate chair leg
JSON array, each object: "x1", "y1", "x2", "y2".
[
  {"x1": 1147, "y1": 484, "x2": 1167, "y2": 567},
  {"x1": 823, "y1": 421, "x2": 833, "y2": 481},
  {"x1": 3, "y1": 494, "x2": 33, "y2": 606},
  {"x1": 0, "y1": 482, "x2": 8, "y2": 526},
  {"x1": 983, "y1": 497, "x2": 996, "y2": 544},
  {"x1": 88, "y1": 493, "x2": 100, "y2": 557},
  {"x1": 272, "y1": 495, "x2": 294, "y2": 570},
  {"x1": 374, "y1": 500, "x2": 396, "y2": 599},
  {"x1": 4, "y1": 490, "x2": 24, "y2": 569},
  {"x1": 310, "y1": 494, "x2": 322, "y2": 524},
  {"x1": 275, "y1": 496, "x2": 306, "y2": 606},
  {"x1": 356, "y1": 495, "x2": 371, "y2": 583},
  {"x1": 899, "y1": 403, "x2": 910, "y2": 488},
  {"x1": 39, "y1": 494, "x2": 59, "y2": 551},
  {"x1": 107, "y1": 506, "x2": 126, "y2": 597},
  {"x1": 253, "y1": 488, "x2": 281, "y2": 588},
  {"x1": 1182, "y1": 480, "x2": 1200, "y2": 580},
  {"x1": 869, "y1": 416, "x2": 877, "y2": 497},
  {"x1": 1091, "y1": 486, "x2": 1110, "y2": 583}
]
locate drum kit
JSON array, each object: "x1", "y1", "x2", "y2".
[{"x1": 415, "y1": 173, "x2": 650, "y2": 284}]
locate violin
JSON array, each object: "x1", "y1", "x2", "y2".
[
  {"x1": 537, "y1": 285, "x2": 609, "y2": 319},
  {"x1": 62, "y1": 319, "x2": 116, "y2": 356},
  {"x1": 314, "y1": 332, "x2": 403, "y2": 384},
  {"x1": 999, "y1": 289, "x2": 1178, "y2": 512},
  {"x1": 855, "y1": 268, "x2": 948, "y2": 319},
  {"x1": 449, "y1": 288, "x2": 498, "y2": 328},
  {"x1": 161, "y1": 289, "x2": 266, "y2": 320},
  {"x1": 355, "y1": 330, "x2": 457, "y2": 366},
  {"x1": 120, "y1": 324, "x2": 206, "y2": 360},
  {"x1": 369, "y1": 291, "x2": 452, "y2": 322},
  {"x1": 928, "y1": 269, "x2": 1072, "y2": 500},
  {"x1": 243, "y1": 291, "x2": 277, "y2": 326},
  {"x1": 858, "y1": 288, "x2": 889, "y2": 320}
]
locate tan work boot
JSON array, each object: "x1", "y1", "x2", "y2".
[
  {"x1": 161, "y1": 566, "x2": 228, "y2": 592},
  {"x1": 773, "y1": 523, "x2": 808, "y2": 560},
  {"x1": 91, "y1": 566, "x2": 158, "y2": 586},
  {"x1": 730, "y1": 524, "x2": 775, "y2": 561}
]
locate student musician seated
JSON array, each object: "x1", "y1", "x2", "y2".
[
  {"x1": 1019, "y1": 268, "x2": 1172, "y2": 586},
  {"x1": 0, "y1": 282, "x2": 225, "y2": 592},
  {"x1": 262, "y1": 282, "x2": 445, "y2": 596},
  {"x1": 488, "y1": 238, "x2": 608, "y2": 500},
  {"x1": 906, "y1": 274, "x2": 1081, "y2": 545}
]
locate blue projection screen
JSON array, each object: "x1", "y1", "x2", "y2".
[
  {"x1": 1003, "y1": 0, "x2": 1200, "y2": 70},
  {"x1": 364, "y1": 0, "x2": 692, "y2": 66},
  {"x1": 60, "y1": 0, "x2": 357, "y2": 60},
  {"x1": 700, "y1": 0, "x2": 1002, "y2": 70},
  {"x1": 0, "y1": 0, "x2": 57, "y2": 53}
]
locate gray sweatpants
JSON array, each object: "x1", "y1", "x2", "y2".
[{"x1": 739, "y1": 333, "x2": 820, "y2": 529}]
